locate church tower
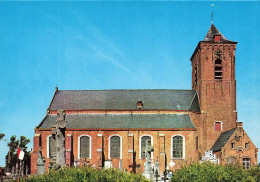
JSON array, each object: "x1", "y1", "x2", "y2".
[{"x1": 191, "y1": 24, "x2": 238, "y2": 151}]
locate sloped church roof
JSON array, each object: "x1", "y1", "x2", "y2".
[
  {"x1": 202, "y1": 24, "x2": 237, "y2": 43},
  {"x1": 211, "y1": 128, "x2": 236, "y2": 152},
  {"x1": 38, "y1": 113, "x2": 195, "y2": 130},
  {"x1": 48, "y1": 89, "x2": 200, "y2": 112},
  {"x1": 37, "y1": 89, "x2": 200, "y2": 130}
]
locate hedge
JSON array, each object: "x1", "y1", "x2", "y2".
[
  {"x1": 171, "y1": 162, "x2": 260, "y2": 182},
  {"x1": 12, "y1": 167, "x2": 148, "y2": 182}
]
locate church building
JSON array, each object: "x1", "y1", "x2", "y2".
[{"x1": 30, "y1": 24, "x2": 258, "y2": 175}]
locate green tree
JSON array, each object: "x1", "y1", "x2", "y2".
[
  {"x1": 0, "y1": 133, "x2": 5, "y2": 140},
  {"x1": 5, "y1": 135, "x2": 31, "y2": 172}
]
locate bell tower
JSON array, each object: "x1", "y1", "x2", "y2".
[{"x1": 191, "y1": 24, "x2": 238, "y2": 151}]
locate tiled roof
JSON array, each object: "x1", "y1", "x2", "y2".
[
  {"x1": 48, "y1": 89, "x2": 200, "y2": 112},
  {"x1": 38, "y1": 113, "x2": 195, "y2": 130},
  {"x1": 211, "y1": 128, "x2": 236, "y2": 152},
  {"x1": 203, "y1": 24, "x2": 236, "y2": 43}
]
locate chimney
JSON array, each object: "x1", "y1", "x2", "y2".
[
  {"x1": 236, "y1": 121, "x2": 243, "y2": 133},
  {"x1": 236, "y1": 121, "x2": 243, "y2": 128}
]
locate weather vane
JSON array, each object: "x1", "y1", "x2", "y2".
[{"x1": 211, "y1": 4, "x2": 215, "y2": 25}]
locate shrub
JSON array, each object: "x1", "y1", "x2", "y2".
[
  {"x1": 248, "y1": 166, "x2": 260, "y2": 182},
  {"x1": 11, "y1": 167, "x2": 148, "y2": 182},
  {"x1": 171, "y1": 162, "x2": 259, "y2": 182}
]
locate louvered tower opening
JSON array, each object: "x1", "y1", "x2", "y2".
[{"x1": 214, "y1": 59, "x2": 222, "y2": 79}]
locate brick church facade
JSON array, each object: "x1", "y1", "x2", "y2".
[{"x1": 30, "y1": 24, "x2": 258, "y2": 175}]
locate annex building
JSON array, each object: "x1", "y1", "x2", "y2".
[{"x1": 30, "y1": 24, "x2": 258, "y2": 175}]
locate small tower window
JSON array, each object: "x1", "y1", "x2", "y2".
[
  {"x1": 215, "y1": 121, "x2": 222, "y2": 131},
  {"x1": 194, "y1": 65, "x2": 198, "y2": 86},
  {"x1": 231, "y1": 143, "x2": 235, "y2": 149},
  {"x1": 214, "y1": 59, "x2": 222, "y2": 79},
  {"x1": 214, "y1": 35, "x2": 221, "y2": 42},
  {"x1": 196, "y1": 136, "x2": 199, "y2": 150},
  {"x1": 245, "y1": 143, "x2": 249, "y2": 149}
]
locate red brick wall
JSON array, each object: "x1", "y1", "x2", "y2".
[
  {"x1": 31, "y1": 128, "x2": 200, "y2": 174},
  {"x1": 191, "y1": 43, "x2": 237, "y2": 151},
  {"x1": 30, "y1": 133, "x2": 41, "y2": 175}
]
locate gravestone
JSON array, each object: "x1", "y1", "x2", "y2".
[
  {"x1": 37, "y1": 147, "x2": 46, "y2": 175},
  {"x1": 104, "y1": 160, "x2": 112, "y2": 169},
  {"x1": 142, "y1": 140, "x2": 154, "y2": 181},
  {"x1": 55, "y1": 109, "x2": 66, "y2": 168},
  {"x1": 154, "y1": 158, "x2": 159, "y2": 175},
  {"x1": 49, "y1": 125, "x2": 57, "y2": 169},
  {"x1": 129, "y1": 152, "x2": 141, "y2": 173},
  {"x1": 201, "y1": 150, "x2": 218, "y2": 164}
]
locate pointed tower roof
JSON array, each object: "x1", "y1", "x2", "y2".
[{"x1": 202, "y1": 24, "x2": 236, "y2": 43}]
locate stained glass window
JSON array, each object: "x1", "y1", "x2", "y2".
[
  {"x1": 172, "y1": 136, "x2": 183, "y2": 158},
  {"x1": 141, "y1": 136, "x2": 151, "y2": 159},
  {"x1": 110, "y1": 136, "x2": 120, "y2": 158},
  {"x1": 48, "y1": 136, "x2": 56, "y2": 158},
  {"x1": 80, "y1": 136, "x2": 90, "y2": 159}
]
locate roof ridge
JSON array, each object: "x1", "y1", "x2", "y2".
[
  {"x1": 57, "y1": 89, "x2": 194, "y2": 91},
  {"x1": 57, "y1": 113, "x2": 189, "y2": 115},
  {"x1": 47, "y1": 88, "x2": 58, "y2": 110}
]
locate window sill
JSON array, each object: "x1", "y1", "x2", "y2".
[{"x1": 171, "y1": 158, "x2": 185, "y2": 160}]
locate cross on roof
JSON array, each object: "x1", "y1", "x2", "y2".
[{"x1": 211, "y1": 11, "x2": 214, "y2": 25}]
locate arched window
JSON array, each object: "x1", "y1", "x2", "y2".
[
  {"x1": 109, "y1": 135, "x2": 122, "y2": 159},
  {"x1": 47, "y1": 135, "x2": 56, "y2": 158},
  {"x1": 140, "y1": 135, "x2": 153, "y2": 159},
  {"x1": 171, "y1": 135, "x2": 185, "y2": 159},
  {"x1": 214, "y1": 59, "x2": 222, "y2": 79},
  {"x1": 78, "y1": 135, "x2": 92, "y2": 159}
]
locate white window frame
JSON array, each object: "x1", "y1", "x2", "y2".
[
  {"x1": 78, "y1": 134, "x2": 92, "y2": 159},
  {"x1": 47, "y1": 135, "x2": 51, "y2": 158},
  {"x1": 108, "y1": 134, "x2": 122, "y2": 160},
  {"x1": 245, "y1": 143, "x2": 249, "y2": 149},
  {"x1": 139, "y1": 134, "x2": 153, "y2": 160},
  {"x1": 171, "y1": 134, "x2": 185, "y2": 159},
  {"x1": 214, "y1": 121, "x2": 223, "y2": 131},
  {"x1": 231, "y1": 142, "x2": 235, "y2": 149},
  {"x1": 243, "y1": 158, "x2": 251, "y2": 169}
]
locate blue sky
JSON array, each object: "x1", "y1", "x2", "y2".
[{"x1": 0, "y1": 1, "x2": 259, "y2": 166}]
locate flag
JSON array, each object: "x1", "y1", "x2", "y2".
[
  {"x1": 17, "y1": 147, "x2": 21, "y2": 158},
  {"x1": 17, "y1": 147, "x2": 25, "y2": 160},
  {"x1": 19, "y1": 151, "x2": 25, "y2": 160}
]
